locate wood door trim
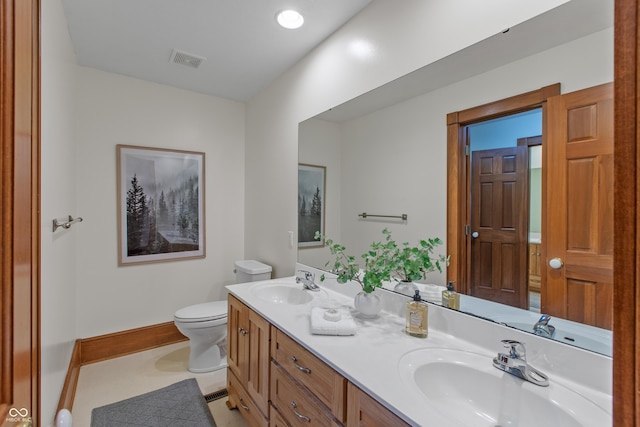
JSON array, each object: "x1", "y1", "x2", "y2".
[
  {"x1": 446, "y1": 83, "x2": 560, "y2": 294},
  {"x1": 613, "y1": 0, "x2": 638, "y2": 424},
  {"x1": 1, "y1": 0, "x2": 41, "y2": 423}
]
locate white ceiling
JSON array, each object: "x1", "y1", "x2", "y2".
[{"x1": 61, "y1": 0, "x2": 372, "y2": 102}]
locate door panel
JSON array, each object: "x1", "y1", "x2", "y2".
[
  {"x1": 544, "y1": 82, "x2": 613, "y2": 329},
  {"x1": 470, "y1": 146, "x2": 529, "y2": 308},
  {"x1": 1, "y1": 1, "x2": 40, "y2": 425}
]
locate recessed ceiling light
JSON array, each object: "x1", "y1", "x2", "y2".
[{"x1": 276, "y1": 9, "x2": 304, "y2": 29}]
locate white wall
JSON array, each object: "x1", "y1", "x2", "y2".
[
  {"x1": 40, "y1": 0, "x2": 79, "y2": 423},
  {"x1": 302, "y1": 28, "x2": 613, "y2": 286},
  {"x1": 244, "y1": 0, "x2": 569, "y2": 277},
  {"x1": 74, "y1": 68, "x2": 246, "y2": 338},
  {"x1": 297, "y1": 119, "x2": 342, "y2": 268},
  {"x1": 37, "y1": 0, "x2": 577, "y2": 423}
]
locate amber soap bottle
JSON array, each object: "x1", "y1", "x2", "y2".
[{"x1": 405, "y1": 290, "x2": 428, "y2": 338}]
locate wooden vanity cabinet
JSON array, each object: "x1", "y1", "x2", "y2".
[
  {"x1": 271, "y1": 327, "x2": 347, "y2": 425},
  {"x1": 270, "y1": 362, "x2": 342, "y2": 426},
  {"x1": 227, "y1": 368, "x2": 268, "y2": 427},
  {"x1": 346, "y1": 382, "x2": 410, "y2": 427},
  {"x1": 227, "y1": 294, "x2": 271, "y2": 425},
  {"x1": 227, "y1": 295, "x2": 412, "y2": 427}
]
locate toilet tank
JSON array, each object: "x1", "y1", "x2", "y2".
[{"x1": 234, "y1": 260, "x2": 272, "y2": 283}]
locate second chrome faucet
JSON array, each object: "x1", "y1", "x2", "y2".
[{"x1": 493, "y1": 339, "x2": 549, "y2": 387}]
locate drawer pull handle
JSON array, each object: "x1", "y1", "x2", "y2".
[
  {"x1": 291, "y1": 401, "x2": 311, "y2": 422},
  {"x1": 238, "y1": 327, "x2": 248, "y2": 336},
  {"x1": 239, "y1": 397, "x2": 250, "y2": 411},
  {"x1": 291, "y1": 356, "x2": 311, "y2": 374}
]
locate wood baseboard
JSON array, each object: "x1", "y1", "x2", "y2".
[
  {"x1": 56, "y1": 322, "x2": 187, "y2": 413},
  {"x1": 79, "y1": 321, "x2": 187, "y2": 365},
  {"x1": 56, "y1": 340, "x2": 81, "y2": 414}
]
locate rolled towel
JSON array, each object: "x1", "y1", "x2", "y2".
[{"x1": 310, "y1": 307, "x2": 357, "y2": 336}]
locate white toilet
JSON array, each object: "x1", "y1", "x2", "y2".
[{"x1": 174, "y1": 260, "x2": 272, "y2": 373}]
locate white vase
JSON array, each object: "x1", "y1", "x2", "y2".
[
  {"x1": 354, "y1": 290, "x2": 382, "y2": 318},
  {"x1": 393, "y1": 280, "x2": 418, "y2": 297}
]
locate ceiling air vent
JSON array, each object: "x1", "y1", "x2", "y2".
[{"x1": 169, "y1": 49, "x2": 206, "y2": 69}]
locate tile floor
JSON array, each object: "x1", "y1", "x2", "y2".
[{"x1": 72, "y1": 342, "x2": 248, "y2": 427}]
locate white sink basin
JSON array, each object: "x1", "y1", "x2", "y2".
[
  {"x1": 251, "y1": 282, "x2": 319, "y2": 305},
  {"x1": 399, "y1": 348, "x2": 610, "y2": 427}
]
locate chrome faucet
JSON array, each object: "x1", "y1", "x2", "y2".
[
  {"x1": 492, "y1": 339, "x2": 549, "y2": 387},
  {"x1": 295, "y1": 270, "x2": 320, "y2": 291},
  {"x1": 533, "y1": 314, "x2": 556, "y2": 338}
]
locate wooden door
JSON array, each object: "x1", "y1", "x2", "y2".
[
  {"x1": 545, "y1": 82, "x2": 613, "y2": 329},
  {"x1": 1, "y1": 1, "x2": 40, "y2": 426},
  {"x1": 470, "y1": 146, "x2": 529, "y2": 308}
]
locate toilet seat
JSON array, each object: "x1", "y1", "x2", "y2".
[{"x1": 174, "y1": 301, "x2": 227, "y2": 323}]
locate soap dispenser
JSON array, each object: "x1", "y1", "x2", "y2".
[
  {"x1": 442, "y1": 281, "x2": 460, "y2": 310},
  {"x1": 406, "y1": 290, "x2": 428, "y2": 338},
  {"x1": 445, "y1": 281, "x2": 460, "y2": 310}
]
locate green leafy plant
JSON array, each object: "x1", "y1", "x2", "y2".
[
  {"x1": 378, "y1": 228, "x2": 448, "y2": 283},
  {"x1": 314, "y1": 231, "x2": 392, "y2": 293},
  {"x1": 314, "y1": 228, "x2": 448, "y2": 293}
]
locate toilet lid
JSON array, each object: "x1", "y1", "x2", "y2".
[{"x1": 175, "y1": 301, "x2": 228, "y2": 322}]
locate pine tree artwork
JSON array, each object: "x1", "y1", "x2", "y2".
[
  {"x1": 118, "y1": 145, "x2": 205, "y2": 265},
  {"x1": 298, "y1": 164, "x2": 325, "y2": 248}
]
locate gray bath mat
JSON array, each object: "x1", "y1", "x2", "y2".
[{"x1": 91, "y1": 378, "x2": 216, "y2": 427}]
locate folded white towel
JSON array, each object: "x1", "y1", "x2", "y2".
[{"x1": 310, "y1": 307, "x2": 357, "y2": 336}]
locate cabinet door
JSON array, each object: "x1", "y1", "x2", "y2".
[
  {"x1": 246, "y1": 308, "x2": 271, "y2": 417},
  {"x1": 346, "y1": 382, "x2": 409, "y2": 427},
  {"x1": 228, "y1": 294, "x2": 246, "y2": 382}
]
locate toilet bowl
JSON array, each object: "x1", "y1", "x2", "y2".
[
  {"x1": 174, "y1": 300, "x2": 228, "y2": 373},
  {"x1": 175, "y1": 260, "x2": 272, "y2": 373}
]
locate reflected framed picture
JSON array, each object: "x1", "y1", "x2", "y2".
[
  {"x1": 298, "y1": 163, "x2": 325, "y2": 248},
  {"x1": 117, "y1": 145, "x2": 205, "y2": 266}
]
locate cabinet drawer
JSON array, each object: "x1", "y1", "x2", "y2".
[
  {"x1": 269, "y1": 405, "x2": 291, "y2": 427},
  {"x1": 227, "y1": 369, "x2": 269, "y2": 427},
  {"x1": 346, "y1": 382, "x2": 410, "y2": 427},
  {"x1": 271, "y1": 362, "x2": 342, "y2": 427},
  {"x1": 272, "y1": 328, "x2": 346, "y2": 421}
]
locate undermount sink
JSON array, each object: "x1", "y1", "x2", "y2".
[
  {"x1": 399, "y1": 348, "x2": 610, "y2": 427},
  {"x1": 251, "y1": 282, "x2": 319, "y2": 305}
]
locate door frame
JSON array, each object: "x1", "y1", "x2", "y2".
[
  {"x1": 613, "y1": 0, "x2": 638, "y2": 424},
  {"x1": 1, "y1": 0, "x2": 41, "y2": 424},
  {"x1": 446, "y1": 83, "x2": 560, "y2": 295}
]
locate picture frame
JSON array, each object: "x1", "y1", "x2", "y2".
[
  {"x1": 298, "y1": 163, "x2": 325, "y2": 248},
  {"x1": 117, "y1": 144, "x2": 205, "y2": 266}
]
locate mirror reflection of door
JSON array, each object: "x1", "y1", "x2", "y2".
[
  {"x1": 467, "y1": 110, "x2": 542, "y2": 310},
  {"x1": 545, "y1": 83, "x2": 613, "y2": 329},
  {"x1": 470, "y1": 145, "x2": 529, "y2": 308}
]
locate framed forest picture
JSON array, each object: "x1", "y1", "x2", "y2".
[
  {"x1": 117, "y1": 145, "x2": 205, "y2": 266},
  {"x1": 298, "y1": 163, "x2": 325, "y2": 248}
]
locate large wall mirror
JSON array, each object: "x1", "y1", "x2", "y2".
[{"x1": 298, "y1": 0, "x2": 614, "y2": 356}]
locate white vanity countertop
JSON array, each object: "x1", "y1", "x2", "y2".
[{"x1": 226, "y1": 275, "x2": 612, "y2": 427}]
